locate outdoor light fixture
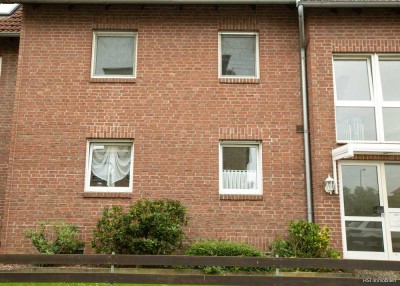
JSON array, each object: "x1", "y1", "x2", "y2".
[{"x1": 325, "y1": 175, "x2": 335, "y2": 195}]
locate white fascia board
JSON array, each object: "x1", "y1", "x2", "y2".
[
  {"x1": 0, "y1": 4, "x2": 20, "y2": 16},
  {"x1": 332, "y1": 143, "x2": 400, "y2": 161},
  {"x1": 332, "y1": 145, "x2": 354, "y2": 161}
]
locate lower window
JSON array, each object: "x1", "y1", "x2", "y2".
[
  {"x1": 219, "y1": 141, "x2": 262, "y2": 195},
  {"x1": 85, "y1": 140, "x2": 133, "y2": 192}
]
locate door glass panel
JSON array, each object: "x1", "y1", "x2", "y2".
[
  {"x1": 342, "y1": 165, "x2": 380, "y2": 216},
  {"x1": 383, "y1": 108, "x2": 400, "y2": 142},
  {"x1": 336, "y1": 107, "x2": 377, "y2": 141},
  {"x1": 346, "y1": 221, "x2": 384, "y2": 252},
  {"x1": 391, "y1": 232, "x2": 400, "y2": 252},
  {"x1": 334, "y1": 60, "x2": 371, "y2": 101},
  {"x1": 385, "y1": 164, "x2": 400, "y2": 208},
  {"x1": 379, "y1": 60, "x2": 400, "y2": 101}
]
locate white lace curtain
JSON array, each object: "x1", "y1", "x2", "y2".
[
  {"x1": 223, "y1": 147, "x2": 257, "y2": 189},
  {"x1": 91, "y1": 145, "x2": 131, "y2": 187}
]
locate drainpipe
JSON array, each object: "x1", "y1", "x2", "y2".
[{"x1": 297, "y1": 2, "x2": 313, "y2": 222}]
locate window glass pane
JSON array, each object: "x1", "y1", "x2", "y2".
[
  {"x1": 223, "y1": 146, "x2": 257, "y2": 189},
  {"x1": 379, "y1": 60, "x2": 400, "y2": 101},
  {"x1": 95, "y1": 35, "x2": 135, "y2": 76},
  {"x1": 383, "y1": 108, "x2": 400, "y2": 141},
  {"x1": 90, "y1": 144, "x2": 131, "y2": 188},
  {"x1": 342, "y1": 165, "x2": 380, "y2": 217},
  {"x1": 221, "y1": 35, "x2": 256, "y2": 77},
  {"x1": 391, "y1": 232, "x2": 400, "y2": 252},
  {"x1": 385, "y1": 164, "x2": 400, "y2": 208},
  {"x1": 334, "y1": 60, "x2": 371, "y2": 101},
  {"x1": 346, "y1": 220, "x2": 384, "y2": 252},
  {"x1": 336, "y1": 107, "x2": 377, "y2": 141}
]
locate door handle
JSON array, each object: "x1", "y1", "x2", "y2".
[{"x1": 373, "y1": 206, "x2": 384, "y2": 214}]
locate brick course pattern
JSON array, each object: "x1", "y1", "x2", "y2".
[
  {"x1": 0, "y1": 37, "x2": 19, "y2": 242},
  {"x1": 1, "y1": 4, "x2": 306, "y2": 253},
  {"x1": 0, "y1": 7, "x2": 22, "y2": 33},
  {"x1": 306, "y1": 7, "x2": 400, "y2": 251}
]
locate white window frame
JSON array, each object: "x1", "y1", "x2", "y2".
[
  {"x1": 333, "y1": 54, "x2": 400, "y2": 144},
  {"x1": 219, "y1": 141, "x2": 263, "y2": 195},
  {"x1": 218, "y1": 32, "x2": 260, "y2": 80},
  {"x1": 85, "y1": 139, "x2": 134, "y2": 193},
  {"x1": 91, "y1": 31, "x2": 138, "y2": 79}
]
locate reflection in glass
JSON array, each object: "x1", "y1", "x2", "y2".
[
  {"x1": 95, "y1": 36, "x2": 135, "y2": 76},
  {"x1": 334, "y1": 60, "x2": 371, "y2": 101},
  {"x1": 342, "y1": 165, "x2": 380, "y2": 217},
  {"x1": 383, "y1": 108, "x2": 400, "y2": 142},
  {"x1": 392, "y1": 232, "x2": 400, "y2": 252},
  {"x1": 385, "y1": 164, "x2": 400, "y2": 208},
  {"x1": 346, "y1": 221, "x2": 384, "y2": 252},
  {"x1": 336, "y1": 107, "x2": 377, "y2": 141},
  {"x1": 380, "y1": 60, "x2": 400, "y2": 101},
  {"x1": 221, "y1": 35, "x2": 256, "y2": 77}
]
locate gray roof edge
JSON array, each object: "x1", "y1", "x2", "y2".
[{"x1": 299, "y1": 1, "x2": 400, "y2": 8}]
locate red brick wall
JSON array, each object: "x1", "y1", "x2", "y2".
[
  {"x1": 0, "y1": 37, "x2": 19, "y2": 242},
  {"x1": 1, "y1": 4, "x2": 306, "y2": 253},
  {"x1": 306, "y1": 7, "x2": 400, "y2": 251}
]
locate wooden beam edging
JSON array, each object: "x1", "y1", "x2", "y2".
[
  {"x1": 1, "y1": 254, "x2": 400, "y2": 271},
  {"x1": 0, "y1": 272, "x2": 367, "y2": 285}
]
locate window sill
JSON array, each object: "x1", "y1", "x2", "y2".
[
  {"x1": 90, "y1": 77, "x2": 137, "y2": 83},
  {"x1": 219, "y1": 78, "x2": 260, "y2": 84},
  {"x1": 82, "y1": 192, "x2": 132, "y2": 199},
  {"x1": 219, "y1": 194, "x2": 263, "y2": 201}
]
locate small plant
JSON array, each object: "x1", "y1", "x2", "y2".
[
  {"x1": 24, "y1": 221, "x2": 85, "y2": 254},
  {"x1": 269, "y1": 220, "x2": 340, "y2": 272},
  {"x1": 270, "y1": 220, "x2": 340, "y2": 259},
  {"x1": 92, "y1": 199, "x2": 188, "y2": 255},
  {"x1": 185, "y1": 240, "x2": 267, "y2": 273}
]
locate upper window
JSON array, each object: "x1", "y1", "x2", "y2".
[
  {"x1": 219, "y1": 141, "x2": 262, "y2": 195},
  {"x1": 218, "y1": 32, "x2": 259, "y2": 79},
  {"x1": 333, "y1": 54, "x2": 400, "y2": 143},
  {"x1": 91, "y1": 31, "x2": 137, "y2": 79},
  {"x1": 85, "y1": 140, "x2": 133, "y2": 192}
]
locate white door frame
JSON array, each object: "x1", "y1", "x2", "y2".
[{"x1": 338, "y1": 161, "x2": 400, "y2": 260}]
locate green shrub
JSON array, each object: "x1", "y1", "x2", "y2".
[
  {"x1": 185, "y1": 240, "x2": 267, "y2": 273},
  {"x1": 270, "y1": 220, "x2": 340, "y2": 259},
  {"x1": 92, "y1": 199, "x2": 188, "y2": 255},
  {"x1": 24, "y1": 221, "x2": 85, "y2": 254}
]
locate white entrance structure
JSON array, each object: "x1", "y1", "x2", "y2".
[{"x1": 332, "y1": 144, "x2": 400, "y2": 260}]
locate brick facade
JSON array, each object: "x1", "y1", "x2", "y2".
[
  {"x1": 4, "y1": 3, "x2": 399, "y2": 255},
  {"x1": 0, "y1": 4, "x2": 307, "y2": 253},
  {"x1": 0, "y1": 37, "x2": 19, "y2": 241},
  {"x1": 306, "y1": 7, "x2": 400, "y2": 250}
]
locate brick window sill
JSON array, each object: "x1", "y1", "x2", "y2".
[
  {"x1": 82, "y1": 192, "x2": 132, "y2": 199},
  {"x1": 89, "y1": 78, "x2": 137, "y2": 83},
  {"x1": 219, "y1": 78, "x2": 260, "y2": 84},
  {"x1": 219, "y1": 194, "x2": 263, "y2": 201}
]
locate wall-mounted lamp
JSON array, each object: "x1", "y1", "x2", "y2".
[{"x1": 325, "y1": 174, "x2": 335, "y2": 195}]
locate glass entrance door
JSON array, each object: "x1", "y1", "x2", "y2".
[
  {"x1": 340, "y1": 162, "x2": 400, "y2": 260},
  {"x1": 383, "y1": 164, "x2": 400, "y2": 260},
  {"x1": 340, "y1": 163, "x2": 388, "y2": 260}
]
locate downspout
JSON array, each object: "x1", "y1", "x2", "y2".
[{"x1": 297, "y1": 2, "x2": 313, "y2": 222}]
